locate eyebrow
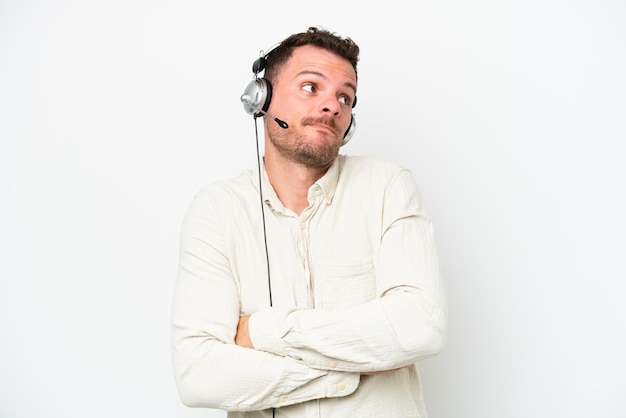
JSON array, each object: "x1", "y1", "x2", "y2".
[{"x1": 296, "y1": 70, "x2": 357, "y2": 95}]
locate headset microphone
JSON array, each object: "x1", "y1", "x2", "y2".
[{"x1": 240, "y1": 94, "x2": 288, "y2": 129}]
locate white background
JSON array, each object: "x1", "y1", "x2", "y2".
[{"x1": 1, "y1": 1, "x2": 625, "y2": 417}]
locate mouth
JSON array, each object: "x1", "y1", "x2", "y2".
[
  {"x1": 311, "y1": 124, "x2": 335, "y2": 134},
  {"x1": 306, "y1": 120, "x2": 339, "y2": 137}
]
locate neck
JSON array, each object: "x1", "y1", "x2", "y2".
[{"x1": 264, "y1": 148, "x2": 332, "y2": 215}]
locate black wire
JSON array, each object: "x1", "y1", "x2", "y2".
[
  {"x1": 253, "y1": 116, "x2": 276, "y2": 418},
  {"x1": 254, "y1": 116, "x2": 273, "y2": 308}
]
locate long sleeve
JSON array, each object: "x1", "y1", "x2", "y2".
[
  {"x1": 171, "y1": 188, "x2": 359, "y2": 411},
  {"x1": 248, "y1": 168, "x2": 447, "y2": 373}
]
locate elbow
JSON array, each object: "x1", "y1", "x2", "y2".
[
  {"x1": 425, "y1": 325, "x2": 446, "y2": 357},
  {"x1": 172, "y1": 354, "x2": 242, "y2": 411},
  {"x1": 174, "y1": 370, "x2": 225, "y2": 409},
  {"x1": 416, "y1": 312, "x2": 447, "y2": 359},
  {"x1": 403, "y1": 324, "x2": 445, "y2": 362},
  {"x1": 173, "y1": 368, "x2": 209, "y2": 408},
  {"x1": 172, "y1": 347, "x2": 221, "y2": 409},
  {"x1": 398, "y1": 305, "x2": 446, "y2": 361},
  {"x1": 177, "y1": 391, "x2": 208, "y2": 409}
]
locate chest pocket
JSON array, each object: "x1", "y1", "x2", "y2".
[{"x1": 314, "y1": 257, "x2": 376, "y2": 309}]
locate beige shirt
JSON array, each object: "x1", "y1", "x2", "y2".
[{"x1": 172, "y1": 154, "x2": 446, "y2": 417}]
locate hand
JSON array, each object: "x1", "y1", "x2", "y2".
[{"x1": 235, "y1": 315, "x2": 254, "y2": 348}]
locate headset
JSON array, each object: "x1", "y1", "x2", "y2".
[{"x1": 240, "y1": 45, "x2": 357, "y2": 146}]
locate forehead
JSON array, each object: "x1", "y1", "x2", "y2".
[{"x1": 279, "y1": 45, "x2": 357, "y2": 85}]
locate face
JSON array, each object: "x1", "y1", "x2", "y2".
[{"x1": 265, "y1": 45, "x2": 357, "y2": 168}]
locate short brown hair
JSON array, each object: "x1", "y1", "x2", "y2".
[{"x1": 264, "y1": 26, "x2": 360, "y2": 84}]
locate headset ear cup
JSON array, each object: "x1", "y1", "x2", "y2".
[
  {"x1": 261, "y1": 79, "x2": 273, "y2": 113},
  {"x1": 342, "y1": 114, "x2": 356, "y2": 146},
  {"x1": 242, "y1": 78, "x2": 273, "y2": 116}
]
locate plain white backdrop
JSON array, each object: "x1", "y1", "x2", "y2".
[{"x1": 1, "y1": 1, "x2": 625, "y2": 417}]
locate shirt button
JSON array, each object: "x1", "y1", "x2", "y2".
[
  {"x1": 300, "y1": 221, "x2": 306, "y2": 230},
  {"x1": 338, "y1": 382, "x2": 346, "y2": 391},
  {"x1": 279, "y1": 396, "x2": 286, "y2": 403},
  {"x1": 329, "y1": 362, "x2": 337, "y2": 368}
]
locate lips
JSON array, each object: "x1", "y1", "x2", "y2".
[
  {"x1": 305, "y1": 118, "x2": 339, "y2": 136},
  {"x1": 311, "y1": 123, "x2": 336, "y2": 135}
]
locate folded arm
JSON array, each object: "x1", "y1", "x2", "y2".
[
  {"x1": 245, "y1": 170, "x2": 447, "y2": 373},
  {"x1": 171, "y1": 191, "x2": 359, "y2": 411}
]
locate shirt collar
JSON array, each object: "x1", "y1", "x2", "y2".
[
  {"x1": 315, "y1": 156, "x2": 340, "y2": 205},
  {"x1": 260, "y1": 155, "x2": 342, "y2": 213}
]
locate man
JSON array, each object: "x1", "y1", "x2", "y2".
[{"x1": 172, "y1": 26, "x2": 446, "y2": 417}]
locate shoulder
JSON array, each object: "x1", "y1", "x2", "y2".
[
  {"x1": 337, "y1": 154, "x2": 411, "y2": 181},
  {"x1": 195, "y1": 169, "x2": 257, "y2": 201},
  {"x1": 179, "y1": 169, "x2": 261, "y2": 240},
  {"x1": 183, "y1": 169, "x2": 258, "y2": 221},
  {"x1": 337, "y1": 154, "x2": 424, "y2": 205}
]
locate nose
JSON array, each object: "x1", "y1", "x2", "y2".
[{"x1": 320, "y1": 94, "x2": 340, "y2": 115}]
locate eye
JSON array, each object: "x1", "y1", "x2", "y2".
[
  {"x1": 338, "y1": 95, "x2": 352, "y2": 106},
  {"x1": 302, "y1": 83, "x2": 316, "y2": 93}
]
